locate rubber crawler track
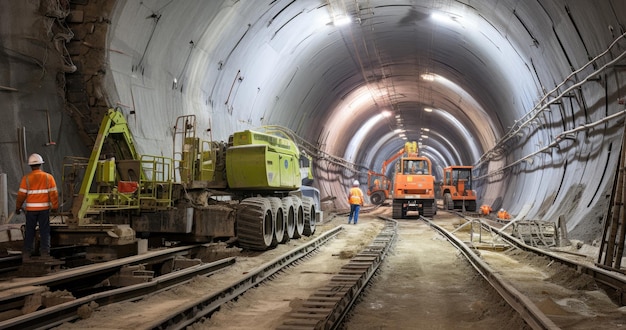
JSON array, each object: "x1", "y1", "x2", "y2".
[{"x1": 276, "y1": 218, "x2": 397, "y2": 329}]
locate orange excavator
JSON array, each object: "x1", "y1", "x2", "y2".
[
  {"x1": 441, "y1": 165, "x2": 477, "y2": 212},
  {"x1": 366, "y1": 147, "x2": 406, "y2": 205},
  {"x1": 367, "y1": 142, "x2": 436, "y2": 218}
]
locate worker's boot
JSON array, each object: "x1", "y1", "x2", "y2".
[
  {"x1": 22, "y1": 252, "x2": 32, "y2": 262},
  {"x1": 40, "y1": 251, "x2": 53, "y2": 260}
]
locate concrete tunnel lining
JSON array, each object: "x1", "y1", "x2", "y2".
[{"x1": 1, "y1": 0, "x2": 626, "y2": 245}]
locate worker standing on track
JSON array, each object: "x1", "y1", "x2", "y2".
[
  {"x1": 16, "y1": 153, "x2": 58, "y2": 260},
  {"x1": 348, "y1": 180, "x2": 364, "y2": 225}
]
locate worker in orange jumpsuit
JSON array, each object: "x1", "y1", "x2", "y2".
[
  {"x1": 348, "y1": 180, "x2": 364, "y2": 224},
  {"x1": 497, "y1": 208, "x2": 511, "y2": 220},
  {"x1": 480, "y1": 204, "x2": 492, "y2": 216},
  {"x1": 16, "y1": 153, "x2": 59, "y2": 260}
]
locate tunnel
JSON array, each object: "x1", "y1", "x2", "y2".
[{"x1": 1, "y1": 0, "x2": 626, "y2": 246}]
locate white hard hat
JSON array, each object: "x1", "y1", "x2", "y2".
[
  {"x1": 28, "y1": 153, "x2": 45, "y2": 165},
  {"x1": 500, "y1": 208, "x2": 504, "y2": 212},
  {"x1": 353, "y1": 180, "x2": 359, "y2": 186}
]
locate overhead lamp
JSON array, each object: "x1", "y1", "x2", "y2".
[
  {"x1": 421, "y1": 74, "x2": 435, "y2": 81},
  {"x1": 382, "y1": 110, "x2": 392, "y2": 117},
  {"x1": 421, "y1": 135, "x2": 429, "y2": 139},
  {"x1": 424, "y1": 107, "x2": 433, "y2": 112},
  {"x1": 333, "y1": 15, "x2": 351, "y2": 26},
  {"x1": 421, "y1": 128, "x2": 430, "y2": 132},
  {"x1": 394, "y1": 129, "x2": 405, "y2": 133}
]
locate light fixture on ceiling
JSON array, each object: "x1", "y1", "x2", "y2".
[
  {"x1": 333, "y1": 14, "x2": 351, "y2": 26},
  {"x1": 421, "y1": 73, "x2": 435, "y2": 81},
  {"x1": 422, "y1": 128, "x2": 430, "y2": 132},
  {"x1": 421, "y1": 134, "x2": 429, "y2": 139},
  {"x1": 382, "y1": 110, "x2": 392, "y2": 117},
  {"x1": 424, "y1": 107, "x2": 433, "y2": 112}
]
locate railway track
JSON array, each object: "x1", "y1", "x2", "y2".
[
  {"x1": 426, "y1": 211, "x2": 626, "y2": 329},
  {"x1": 0, "y1": 245, "x2": 237, "y2": 329},
  {"x1": 2, "y1": 209, "x2": 623, "y2": 329}
]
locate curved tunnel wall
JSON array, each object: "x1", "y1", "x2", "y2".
[
  {"x1": 2, "y1": 0, "x2": 625, "y2": 245},
  {"x1": 104, "y1": 0, "x2": 626, "y2": 243}
]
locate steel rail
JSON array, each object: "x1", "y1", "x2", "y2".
[
  {"x1": 0, "y1": 257, "x2": 236, "y2": 330},
  {"x1": 420, "y1": 216, "x2": 560, "y2": 330},
  {"x1": 0, "y1": 244, "x2": 203, "y2": 292},
  {"x1": 485, "y1": 218, "x2": 626, "y2": 305},
  {"x1": 146, "y1": 225, "x2": 344, "y2": 330},
  {"x1": 454, "y1": 212, "x2": 626, "y2": 304}
]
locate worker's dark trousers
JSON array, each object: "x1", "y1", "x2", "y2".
[{"x1": 23, "y1": 209, "x2": 51, "y2": 256}]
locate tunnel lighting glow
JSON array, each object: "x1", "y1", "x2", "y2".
[
  {"x1": 431, "y1": 12, "x2": 459, "y2": 26},
  {"x1": 333, "y1": 15, "x2": 351, "y2": 26},
  {"x1": 421, "y1": 135, "x2": 429, "y2": 139},
  {"x1": 422, "y1": 128, "x2": 430, "y2": 132},
  {"x1": 424, "y1": 107, "x2": 433, "y2": 112},
  {"x1": 394, "y1": 129, "x2": 405, "y2": 133},
  {"x1": 421, "y1": 74, "x2": 435, "y2": 81},
  {"x1": 382, "y1": 110, "x2": 392, "y2": 117},
  {"x1": 395, "y1": 114, "x2": 401, "y2": 118}
]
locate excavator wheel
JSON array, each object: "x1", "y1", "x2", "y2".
[
  {"x1": 302, "y1": 196, "x2": 316, "y2": 236},
  {"x1": 280, "y1": 197, "x2": 295, "y2": 243},
  {"x1": 370, "y1": 191, "x2": 385, "y2": 205},
  {"x1": 237, "y1": 197, "x2": 274, "y2": 250},
  {"x1": 290, "y1": 196, "x2": 305, "y2": 238},
  {"x1": 268, "y1": 197, "x2": 285, "y2": 247}
]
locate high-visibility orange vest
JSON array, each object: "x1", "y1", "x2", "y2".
[
  {"x1": 348, "y1": 187, "x2": 364, "y2": 205},
  {"x1": 16, "y1": 169, "x2": 59, "y2": 211},
  {"x1": 497, "y1": 209, "x2": 511, "y2": 220},
  {"x1": 480, "y1": 205, "x2": 492, "y2": 215}
]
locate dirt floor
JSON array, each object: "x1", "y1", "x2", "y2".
[{"x1": 53, "y1": 208, "x2": 626, "y2": 329}]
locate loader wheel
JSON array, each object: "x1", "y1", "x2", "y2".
[
  {"x1": 444, "y1": 193, "x2": 454, "y2": 210},
  {"x1": 237, "y1": 197, "x2": 273, "y2": 250},
  {"x1": 280, "y1": 197, "x2": 295, "y2": 243},
  {"x1": 268, "y1": 197, "x2": 285, "y2": 247},
  {"x1": 302, "y1": 196, "x2": 316, "y2": 236},
  {"x1": 290, "y1": 196, "x2": 305, "y2": 239},
  {"x1": 370, "y1": 191, "x2": 385, "y2": 205}
]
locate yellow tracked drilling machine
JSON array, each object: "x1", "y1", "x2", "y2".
[{"x1": 53, "y1": 108, "x2": 319, "y2": 261}]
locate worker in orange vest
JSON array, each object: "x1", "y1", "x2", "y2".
[
  {"x1": 16, "y1": 153, "x2": 59, "y2": 260},
  {"x1": 480, "y1": 204, "x2": 492, "y2": 216},
  {"x1": 348, "y1": 180, "x2": 364, "y2": 224},
  {"x1": 497, "y1": 208, "x2": 511, "y2": 220}
]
